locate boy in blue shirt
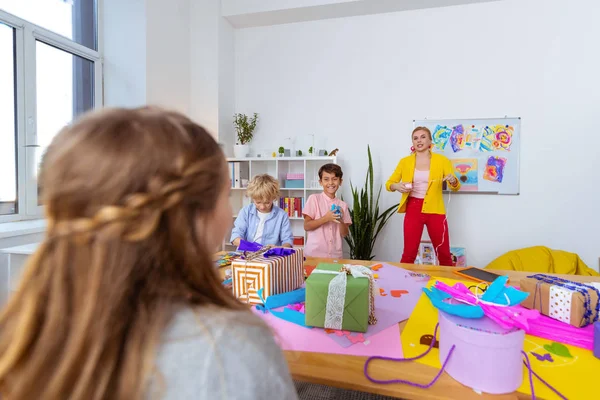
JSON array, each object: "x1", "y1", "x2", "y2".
[{"x1": 231, "y1": 174, "x2": 293, "y2": 247}]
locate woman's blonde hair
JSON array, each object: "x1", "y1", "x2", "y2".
[
  {"x1": 246, "y1": 174, "x2": 280, "y2": 202},
  {"x1": 0, "y1": 107, "x2": 246, "y2": 400},
  {"x1": 412, "y1": 126, "x2": 432, "y2": 140}
]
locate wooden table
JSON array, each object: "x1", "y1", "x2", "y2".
[{"x1": 220, "y1": 254, "x2": 600, "y2": 399}]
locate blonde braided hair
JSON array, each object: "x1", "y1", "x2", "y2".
[
  {"x1": 0, "y1": 107, "x2": 247, "y2": 400},
  {"x1": 47, "y1": 157, "x2": 212, "y2": 242}
]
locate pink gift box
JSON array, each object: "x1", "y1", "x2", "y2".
[{"x1": 286, "y1": 173, "x2": 304, "y2": 180}]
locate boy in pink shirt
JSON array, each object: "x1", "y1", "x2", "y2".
[{"x1": 303, "y1": 163, "x2": 352, "y2": 259}]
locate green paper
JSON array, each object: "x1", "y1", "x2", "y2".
[
  {"x1": 304, "y1": 263, "x2": 370, "y2": 332},
  {"x1": 543, "y1": 342, "x2": 573, "y2": 358}
]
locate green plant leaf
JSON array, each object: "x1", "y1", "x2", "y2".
[{"x1": 344, "y1": 145, "x2": 399, "y2": 260}]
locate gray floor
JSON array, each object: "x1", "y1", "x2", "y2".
[{"x1": 294, "y1": 381, "x2": 401, "y2": 400}]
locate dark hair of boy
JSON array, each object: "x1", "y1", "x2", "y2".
[{"x1": 318, "y1": 163, "x2": 343, "y2": 179}]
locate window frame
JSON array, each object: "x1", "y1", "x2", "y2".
[{"x1": 0, "y1": 8, "x2": 102, "y2": 223}]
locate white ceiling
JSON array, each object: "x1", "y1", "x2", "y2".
[{"x1": 222, "y1": 0, "x2": 505, "y2": 28}]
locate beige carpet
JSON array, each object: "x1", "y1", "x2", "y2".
[{"x1": 294, "y1": 381, "x2": 401, "y2": 400}]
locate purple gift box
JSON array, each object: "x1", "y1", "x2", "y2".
[
  {"x1": 438, "y1": 311, "x2": 525, "y2": 394},
  {"x1": 594, "y1": 321, "x2": 600, "y2": 359}
]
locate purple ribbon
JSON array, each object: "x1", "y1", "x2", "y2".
[
  {"x1": 264, "y1": 248, "x2": 296, "y2": 257},
  {"x1": 237, "y1": 239, "x2": 263, "y2": 252}
]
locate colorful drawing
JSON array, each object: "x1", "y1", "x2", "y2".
[
  {"x1": 483, "y1": 156, "x2": 507, "y2": 183},
  {"x1": 449, "y1": 125, "x2": 466, "y2": 152},
  {"x1": 531, "y1": 352, "x2": 554, "y2": 363},
  {"x1": 451, "y1": 158, "x2": 478, "y2": 191},
  {"x1": 390, "y1": 290, "x2": 409, "y2": 298},
  {"x1": 420, "y1": 334, "x2": 439, "y2": 348},
  {"x1": 432, "y1": 125, "x2": 452, "y2": 151},
  {"x1": 450, "y1": 247, "x2": 466, "y2": 267},
  {"x1": 465, "y1": 125, "x2": 482, "y2": 150},
  {"x1": 544, "y1": 342, "x2": 573, "y2": 358},
  {"x1": 480, "y1": 124, "x2": 514, "y2": 152},
  {"x1": 418, "y1": 242, "x2": 437, "y2": 265}
]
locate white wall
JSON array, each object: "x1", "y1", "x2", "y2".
[
  {"x1": 235, "y1": 0, "x2": 600, "y2": 269},
  {"x1": 146, "y1": 0, "x2": 191, "y2": 115},
  {"x1": 189, "y1": 0, "x2": 220, "y2": 137},
  {"x1": 218, "y1": 18, "x2": 236, "y2": 156},
  {"x1": 102, "y1": 0, "x2": 147, "y2": 107}
]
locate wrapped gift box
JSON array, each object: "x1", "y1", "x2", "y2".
[
  {"x1": 438, "y1": 311, "x2": 525, "y2": 394},
  {"x1": 304, "y1": 263, "x2": 376, "y2": 333},
  {"x1": 232, "y1": 248, "x2": 304, "y2": 305},
  {"x1": 520, "y1": 275, "x2": 600, "y2": 327}
]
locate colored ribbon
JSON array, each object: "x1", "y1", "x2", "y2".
[
  {"x1": 311, "y1": 264, "x2": 377, "y2": 330},
  {"x1": 264, "y1": 247, "x2": 296, "y2": 257},
  {"x1": 423, "y1": 276, "x2": 538, "y2": 330},
  {"x1": 237, "y1": 239, "x2": 263, "y2": 252},
  {"x1": 256, "y1": 288, "x2": 307, "y2": 327}
]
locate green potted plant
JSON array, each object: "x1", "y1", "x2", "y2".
[
  {"x1": 233, "y1": 113, "x2": 258, "y2": 158},
  {"x1": 278, "y1": 146, "x2": 285, "y2": 157},
  {"x1": 308, "y1": 146, "x2": 314, "y2": 157},
  {"x1": 344, "y1": 146, "x2": 399, "y2": 260}
]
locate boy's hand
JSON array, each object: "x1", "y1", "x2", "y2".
[{"x1": 324, "y1": 210, "x2": 341, "y2": 223}]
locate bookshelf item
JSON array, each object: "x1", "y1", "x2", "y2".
[{"x1": 223, "y1": 156, "x2": 338, "y2": 251}]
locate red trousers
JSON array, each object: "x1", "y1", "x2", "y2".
[{"x1": 401, "y1": 197, "x2": 454, "y2": 266}]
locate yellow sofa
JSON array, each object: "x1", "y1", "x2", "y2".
[{"x1": 484, "y1": 246, "x2": 599, "y2": 276}]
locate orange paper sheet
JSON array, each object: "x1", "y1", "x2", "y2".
[{"x1": 401, "y1": 278, "x2": 599, "y2": 399}]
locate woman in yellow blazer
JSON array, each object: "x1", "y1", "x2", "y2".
[{"x1": 386, "y1": 127, "x2": 461, "y2": 266}]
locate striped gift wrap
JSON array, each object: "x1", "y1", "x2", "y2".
[{"x1": 232, "y1": 249, "x2": 304, "y2": 305}]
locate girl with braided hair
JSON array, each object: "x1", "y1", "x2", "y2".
[{"x1": 0, "y1": 107, "x2": 297, "y2": 400}]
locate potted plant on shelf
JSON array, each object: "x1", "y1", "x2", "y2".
[
  {"x1": 278, "y1": 146, "x2": 285, "y2": 157},
  {"x1": 233, "y1": 112, "x2": 258, "y2": 158},
  {"x1": 308, "y1": 146, "x2": 314, "y2": 157},
  {"x1": 344, "y1": 145, "x2": 399, "y2": 260}
]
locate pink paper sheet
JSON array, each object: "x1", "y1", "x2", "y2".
[
  {"x1": 251, "y1": 262, "x2": 432, "y2": 357},
  {"x1": 318, "y1": 263, "x2": 428, "y2": 347},
  {"x1": 255, "y1": 308, "x2": 403, "y2": 357}
]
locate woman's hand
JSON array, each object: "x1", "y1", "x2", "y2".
[
  {"x1": 444, "y1": 174, "x2": 458, "y2": 186},
  {"x1": 391, "y1": 182, "x2": 411, "y2": 193}
]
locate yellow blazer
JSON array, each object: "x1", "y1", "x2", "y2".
[{"x1": 385, "y1": 153, "x2": 460, "y2": 214}]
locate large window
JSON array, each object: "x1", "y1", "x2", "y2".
[
  {"x1": 0, "y1": 4, "x2": 101, "y2": 222},
  {"x1": 0, "y1": 22, "x2": 17, "y2": 216}
]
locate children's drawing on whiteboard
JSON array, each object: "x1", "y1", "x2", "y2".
[
  {"x1": 480, "y1": 125, "x2": 514, "y2": 152},
  {"x1": 484, "y1": 156, "x2": 507, "y2": 183},
  {"x1": 449, "y1": 125, "x2": 466, "y2": 152},
  {"x1": 432, "y1": 125, "x2": 452, "y2": 151},
  {"x1": 451, "y1": 158, "x2": 478, "y2": 191},
  {"x1": 465, "y1": 125, "x2": 482, "y2": 150}
]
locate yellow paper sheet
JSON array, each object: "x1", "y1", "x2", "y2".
[{"x1": 401, "y1": 278, "x2": 599, "y2": 399}]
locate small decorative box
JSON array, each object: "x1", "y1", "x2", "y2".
[
  {"x1": 231, "y1": 248, "x2": 304, "y2": 305},
  {"x1": 520, "y1": 275, "x2": 600, "y2": 327},
  {"x1": 438, "y1": 311, "x2": 525, "y2": 394},
  {"x1": 286, "y1": 173, "x2": 304, "y2": 180}
]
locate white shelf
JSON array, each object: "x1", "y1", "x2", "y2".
[
  {"x1": 223, "y1": 155, "x2": 338, "y2": 251},
  {"x1": 228, "y1": 156, "x2": 336, "y2": 162}
]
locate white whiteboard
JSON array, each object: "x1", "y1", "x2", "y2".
[{"x1": 413, "y1": 117, "x2": 520, "y2": 195}]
